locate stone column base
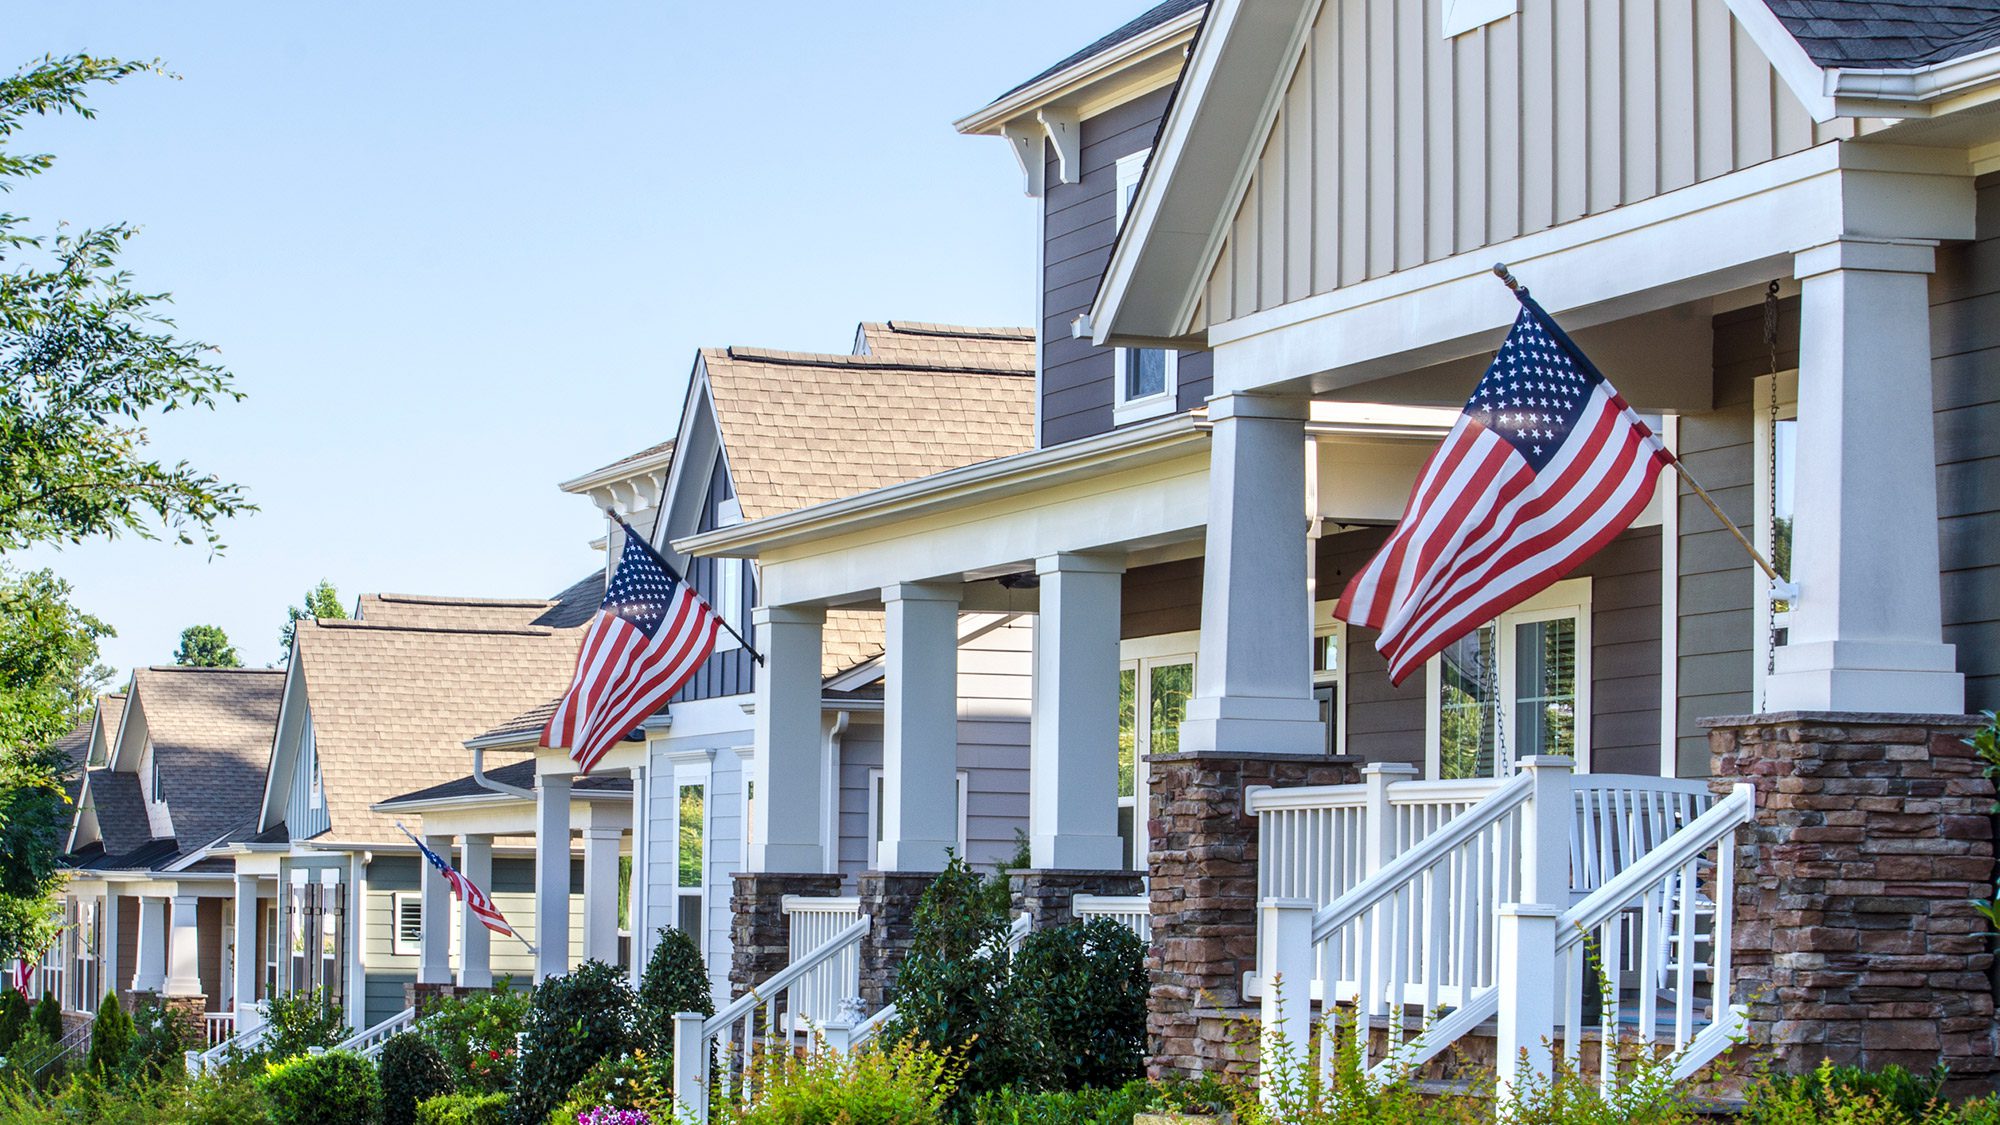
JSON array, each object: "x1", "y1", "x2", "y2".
[
  {"x1": 857, "y1": 871, "x2": 936, "y2": 1010},
  {"x1": 1146, "y1": 751, "x2": 1361, "y2": 1080},
  {"x1": 1708, "y1": 712, "x2": 1997, "y2": 1091},
  {"x1": 155, "y1": 994, "x2": 207, "y2": 1050},
  {"x1": 1009, "y1": 869, "x2": 1145, "y2": 929},
  {"x1": 405, "y1": 981, "x2": 490, "y2": 1016},
  {"x1": 730, "y1": 872, "x2": 844, "y2": 999}
]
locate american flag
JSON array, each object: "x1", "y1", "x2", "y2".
[
  {"x1": 542, "y1": 522, "x2": 722, "y2": 774},
  {"x1": 398, "y1": 824, "x2": 515, "y2": 938},
  {"x1": 1335, "y1": 293, "x2": 1672, "y2": 684}
]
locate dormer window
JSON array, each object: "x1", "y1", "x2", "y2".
[
  {"x1": 308, "y1": 753, "x2": 323, "y2": 811},
  {"x1": 712, "y1": 557, "x2": 745, "y2": 652},
  {"x1": 1113, "y1": 148, "x2": 1176, "y2": 426},
  {"x1": 151, "y1": 757, "x2": 163, "y2": 804}
]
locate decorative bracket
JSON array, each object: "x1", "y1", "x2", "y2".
[
  {"x1": 1037, "y1": 107, "x2": 1081, "y2": 186},
  {"x1": 1000, "y1": 121, "x2": 1045, "y2": 198}
]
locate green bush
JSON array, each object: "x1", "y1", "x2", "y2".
[
  {"x1": 545, "y1": 1049, "x2": 674, "y2": 1123},
  {"x1": 717, "y1": 1038, "x2": 962, "y2": 1125},
  {"x1": 84, "y1": 991, "x2": 130, "y2": 1075},
  {"x1": 30, "y1": 991, "x2": 59, "y2": 1040},
  {"x1": 0, "y1": 989, "x2": 27, "y2": 1054},
  {"x1": 418, "y1": 980, "x2": 531, "y2": 1094},
  {"x1": 380, "y1": 1031, "x2": 454, "y2": 1125},
  {"x1": 968, "y1": 1079, "x2": 1161, "y2": 1125},
  {"x1": 416, "y1": 1090, "x2": 511, "y2": 1125},
  {"x1": 259, "y1": 1048, "x2": 383, "y2": 1125},
  {"x1": 1005, "y1": 920, "x2": 1148, "y2": 1091},
  {"x1": 255, "y1": 989, "x2": 350, "y2": 1063},
  {"x1": 125, "y1": 998, "x2": 188, "y2": 1079},
  {"x1": 0, "y1": 1023, "x2": 58, "y2": 1088},
  {"x1": 1741, "y1": 1060, "x2": 1963, "y2": 1125},
  {"x1": 883, "y1": 856, "x2": 1013, "y2": 1099},
  {"x1": 511, "y1": 959, "x2": 635, "y2": 1125},
  {"x1": 635, "y1": 926, "x2": 714, "y2": 1056},
  {"x1": 180, "y1": 1070, "x2": 275, "y2": 1125}
]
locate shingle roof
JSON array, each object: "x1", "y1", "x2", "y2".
[
  {"x1": 378, "y1": 758, "x2": 632, "y2": 808},
  {"x1": 52, "y1": 716, "x2": 92, "y2": 805},
  {"x1": 995, "y1": 0, "x2": 1206, "y2": 100},
  {"x1": 701, "y1": 347, "x2": 1035, "y2": 522},
  {"x1": 852, "y1": 322, "x2": 1034, "y2": 373},
  {"x1": 533, "y1": 572, "x2": 607, "y2": 630},
  {"x1": 1762, "y1": 1, "x2": 2000, "y2": 69},
  {"x1": 129, "y1": 666, "x2": 286, "y2": 866},
  {"x1": 79, "y1": 770, "x2": 152, "y2": 861},
  {"x1": 356, "y1": 592, "x2": 559, "y2": 631},
  {"x1": 93, "y1": 694, "x2": 126, "y2": 766},
  {"x1": 293, "y1": 617, "x2": 586, "y2": 846}
]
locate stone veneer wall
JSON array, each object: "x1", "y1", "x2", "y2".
[
  {"x1": 1708, "y1": 713, "x2": 1997, "y2": 1090},
  {"x1": 1010, "y1": 869, "x2": 1147, "y2": 929},
  {"x1": 1145, "y1": 751, "x2": 1362, "y2": 1079},
  {"x1": 730, "y1": 872, "x2": 844, "y2": 999},
  {"x1": 405, "y1": 981, "x2": 492, "y2": 1016},
  {"x1": 856, "y1": 871, "x2": 934, "y2": 1011}
]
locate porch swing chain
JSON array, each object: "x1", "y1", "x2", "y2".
[{"x1": 1762, "y1": 280, "x2": 1781, "y2": 708}]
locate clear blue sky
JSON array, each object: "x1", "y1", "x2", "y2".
[{"x1": 7, "y1": 1, "x2": 1107, "y2": 676}]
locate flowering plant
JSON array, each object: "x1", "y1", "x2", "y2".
[{"x1": 578, "y1": 1110, "x2": 653, "y2": 1125}]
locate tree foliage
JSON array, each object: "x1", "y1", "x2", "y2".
[
  {"x1": 84, "y1": 990, "x2": 130, "y2": 1074},
  {"x1": 279, "y1": 579, "x2": 345, "y2": 660},
  {"x1": 173, "y1": 623, "x2": 239, "y2": 668},
  {"x1": 0, "y1": 54, "x2": 252, "y2": 552},
  {"x1": 635, "y1": 924, "x2": 713, "y2": 1057}
]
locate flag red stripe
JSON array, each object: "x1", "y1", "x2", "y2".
[{"x1": 569, "y1": 591, "x2": 706, "y2": 768}]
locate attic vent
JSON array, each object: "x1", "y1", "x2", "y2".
[{"x1": 1442, "y1": 0, "x2": 1515, "y2": 37}]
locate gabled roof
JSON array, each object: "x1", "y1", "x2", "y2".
[
  {"x1": 88, "y1": 694, "x2": 126, "y2": 768},
  {"x1": 356, "y1": 592, "x2": 560, "y2": 631},
  {"x1": 126, "y1": 666, "x2": 285, "y2": 865},
  {"x1": 74, "y1": 770, "x2": 151, "y2": 862},
  {"x1": 699, "y1": 346, "x2": 1035, "y2": 522},
  {"x1": 52, "y1": 715, "x2": 92, "y2": 805},
  {"x1": 287, "y1": 616, "x2": 585, "y2": 846},
  {"x1": 560, "y1": 439, "x2": 678, "y2": 495},
  {"x1": 997, "y1": 0, "x2": 1207, "y2": 101},
  {"x1": 533, "y1": 571, "x2": 608, "y2": 629},
  {"x1": 1761, "y1": 1, "x2": 2000, "y2": 69},
  {"x1": 851, "y1": 322, "x2": 1034, "y2": 373}
]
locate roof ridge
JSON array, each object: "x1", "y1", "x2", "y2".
[
  {"x1": 312, "y1": 618, "x2": 559, "y2": 638},
  {"x1": 880, "y1": 321, "x2": 1034, "y2": 340},
  {"x1": 142, "y1": 665, "x2": 285, "y2": 674},
  {"x1": 371, "y1": 593, "x2": 556, "y2": 608},
  {"x1": 715, "y1": 346, "x2": 1034, "y2": 377}
]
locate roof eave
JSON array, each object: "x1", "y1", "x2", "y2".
[
  {"x1": 953, "y1": 6, "x2": 1205, "y2": 136},
  {"x1": 1825, "y1": 44, "x2": 2000, "y2": 119},
  {"x1": 558, "y1": 447, "x2": 678, "y2": 496}
]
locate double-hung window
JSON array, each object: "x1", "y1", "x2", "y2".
[
  {"x1": 1111, "y1": 149, "x2": 1176, "y2": 426},
  {"x1": 676, "y1": 782, "x2": 705, "y2": 944},
  {"x1": 1425, "y1": 578, "x2": 1592, "y2": 779},
  {"x1": 1117, "y1": 633, "x2": 1197, "y2": 870}
]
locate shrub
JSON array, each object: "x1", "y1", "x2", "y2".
[
  {"x1": 546, "y1": 1049, "x2": 674, "y2": 1124},
  {"x1": 0, "y1": 989, "x2": 27, "y2": 1054},
  {"x1": 1742, "y1": 1060, "x2": 1954, "y2": 1125},
  {"x1": 716, "y1": 1038, "x2": 962, "y2": 1125},
  {"x1": 125, "y1": 998, "x2": 188, "y2": 1079},
  {"x1": 180, "y1": 1070, "x2": 275, "y2": 1125},
  {"x1": 967, "y1": 1079, "x2": 1161, "y2": 1125},
  {"x1": 418, "y1": 980, "x2": 532, "y2": 1093},
  {"x1": 511, "y1": 959, "x2": 635, "y2": 1125},
  {"x1": 1005, "y1": 920, "x2": 1148, "y2": 1091},
  {"x1": 0, "y1": 1023, "x2": 58, "y2": 1088},
  {"x1": 256, "y1": 989, "x2": 350, "y2": 1063},
  {"x1": 417, "y1": 1091, "x2": 511, "y2": 1125},
  {"x1": 84, "y1": 990, "x2": 130, "y2": 1075},
  {"x1": 635, "y1": 926, "x2": 713, "y2": 1057},
  {"x1": 259, "y1": 1048, "x2": 383, "y2": 1125},
  {"x1": 883, "y1": 856, "x2": 1013, "y2": 1098},
  {"x1": 30, "y1": 991, "x2": 59, "y2": 1041},
  {"x1": 380, "y1": 1031, "x2": 454, "y2": 1125}
]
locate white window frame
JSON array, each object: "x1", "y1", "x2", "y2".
[
  {"x1": 1112, "y1": 148, "x2": 1176, "y2": 426},
  {"x1": 1119, "y1": 632, "x2": 1199, "y2": 870},
  {"x1": 1423, "y1": 577, "x2": 1593, "y2": 778},
  {"x1": 1752, "y1": 370, "x2": 1800, "y2": 707},
  {"x1": 711, "y1": 558, "x2": 744, "y2": 653},
  {"x1": 1312, "y1": 608, "x2": 1348, "y2": 758},
  {"x1": 1442, "y1": 0, "x2": 1517, "y2": 38},
  {"x1": 669, "y1": 752, "x2": 713, "y2": 955},
  {"x1": 391, "y1": 891, "x2": 422, "y2": 957},
  {"x1": 866, "y1": 769, "x2": 969, "y2": 870}
]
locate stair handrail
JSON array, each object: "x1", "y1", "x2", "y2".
[
  {"x1": 187, "y1": 1009, "x2": 272, "y2": 1075},
  {"x1": 703, "y1": 915, "x2": 869, "y2": 1036},
  {"x1": 333, "y1": 1005, "x2": 417, "y2": 1060},
  {"x1": 1556, "y1": 784, "x2": 1752, "y2": 952}
]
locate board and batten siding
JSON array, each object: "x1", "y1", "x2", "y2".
[
  {"x1": 642, "y1": 738, "x2": 741, "y2": 1007},
  {"x1": 1042, "y1": 86, "x2": 1213, "y2": 447},
  {"x1": 1202, "y1": 0, "x2": 1868, "y2": 327},
  {"x1": 674, "y1": 458, "x2": 757, "y2": 704},
  {"x1": 284, "y1": 717, "x2": 331, "y2": 842}
]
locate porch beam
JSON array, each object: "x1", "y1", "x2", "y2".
[
  {"x1": 1030, "y1": 553, "x2": 1127, "y2": 870},
  {"x1": 879, "y1": 582, "x2": 962, "y2": 872},
  {"x1": 750, "y1": 605, "x2": 828, "y2": 873}
]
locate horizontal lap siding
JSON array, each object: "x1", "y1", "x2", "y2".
[
  {"x1": 1122, "y1": 559, "x2": 1202, "y2": 639},
  {"x1": 1205, "y1": 0, "x2": 1862, "y2": 326},
  {"x1": 1042, "y1": 87, "x2": 1211, "y2": 446},
  {"x1": 1932, "y1": 174, "x2": 2000, "y2": 712}
]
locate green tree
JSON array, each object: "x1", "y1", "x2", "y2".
[
  {"x1": 634, "y1": 926, "x2": 713, "y2": 1057},
  {"x1": 30, "y1": 990, "x2": 58, "y2": 1039},
  {"x1": 0, "y1": 988, "x2": 26, "y2": 1054},
  {"x1": 279, "y1": 579, "x2": 345, "y2": 660},
  {"x1": 85, "y1": 990, "x2": 129, "y2": 1073},
  {"x1": 0, "y1": 54, "x2": 252, "y2": 553},
  {"x1": 174, "y1": 623, "x2": 239, "y2": 668}
]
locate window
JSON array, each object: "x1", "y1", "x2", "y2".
[
  {"x1": 392, "y1": 892, "x2": 422, "y2": 957},
  {"x1": 867, "y1": 771, "x2": 969, "y2": 869},
  {"x1": 1754, "y1": 372, "x2": 1799, "y2": 700},
  {"x1": 308, "y1": 750, "x2": 323, "y2": 811},
  {"x1": 676, "y1": 783, "x2": 704, "y2": 943},
  {"x1": 264, "y1": 902, "x2": 280, "y2": 997},
  {"x1": 1118, "y1": 633, "x2": 1198, "y2": 870},
  {"x1": 151, "y1": 755, "x2": 163, "y2": 804},
  {"x1": 1424, "y1": 578, "x2": 1591, "y2": 779},
  {"x1": 1313, "y1": 609, "x2": 1347, "y2": 757},
  {"x1": 1112, "y1": 149, "x2": 1176, "y2": 426},
  {"x1": 711, "y1": 559, "x2": 745, "y2": 652},
  {"x1": 1442, "y1": 0, "x2": 1517, "y2": 37}
]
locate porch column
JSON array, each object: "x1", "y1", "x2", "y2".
[
  {"x1": 100, "y1": 890, "x2": 122, "y2": 1003},
  {"x1": 1029, "y1": 552, "x2": 1126, "y2": 870},
  {"x1": 164, "y1": 893, "x2": 202, "y2": 998},
  {"x1": 627, "y1": 764, "x2": 648, "y2": 987},
  {"x1": 1180, "y1": 392, "x2": 1323, "y2": 755},
  {"x1": 535, "y1": 774, "x2": 573, "y2": 981},
  {"x1": 879, "y1": 582, "x2": 962, "y2": 872},
  {"x1": 232, "y1": 875, "x2": 260, "y2": 1030},
  {"x1": 418, "y1": 833, "x2": 453, "y2": 985},
  {"x1": 132, "y1": 895, "x2": 167, "y2": 994},
  {"x1": 1766, "y1": 239, "x2": 1963, "y2": 713},
  {"x1": 457, "y1": 835, "x2": 494, "y2": 989},
  {"x1": 749, "y1": 604, "x2": 827, "y2": 872},
  {"x1": 581, "y1": 824, "x2": 622, "y2": 965}
]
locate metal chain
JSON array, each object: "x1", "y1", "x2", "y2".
[
  {"x1": 1489, "y1": 624, "x2": 1508, "y2": 773},
  {"x1": 1761, "y1": 281, "x2": 1782, "y2": 705}
]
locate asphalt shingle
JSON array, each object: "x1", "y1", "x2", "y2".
[
  {"x1": 1762, "y1": 1, "x2": 2000, "y2": 69},
  {"x1": 129, "y1": 666, "x2": 286, "y2": 863}
]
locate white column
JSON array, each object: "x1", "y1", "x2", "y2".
[
  {"x1": 880, "y1": 582, "x2": 962, "y2": 872},
  {"x1": 164, "y1": 893, "x2": 202, "y2": 997},
  {"x1": 1766, "y1": 239, "x2": 1963, "y2": 714},
  {"x1": 133, "y1": 895, "x2": 167, "y2": 993},
  {"x1": 750, "y1": 605, "x2": 827, "y2": 873},
  {"x1": 100, "y1": 891, "x2": 122, "y2": 1003},
  {"x1": 581, "y1": 825, "x2": 622, "y2": 965},
  {"x1": 1180, "y1": 393, "x2": 1324, "y2": 755},
  {"x1": 535, "y1": 774, "x2": 573, "y2": 982},
  {"x1": 344, "y1": 859, "x2": 365, "y2": 1033},
  {"x1": 232, "y1": 876, "x2": 260, "y2": 1030},
  {"x1": 418, "y1": 834, "x2": 453, "y2": 985},
  {"x1": 627, "y1": 765, "x2": 648, "y2": 986},
  {"x1": 1029, "y1": 553, "x2": 1126, "y2": 870},
  {"x1": 457, "y1": 835, "x2": 494, "y2": 989}
]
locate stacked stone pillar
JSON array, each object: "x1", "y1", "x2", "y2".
[
  {"x1": 1145, "y1": 750, "x2": 1361, "y2": 1078},
  {"x1": 1708, "y1": 713, "x2": 1996, "y2": 1089},
  {"x1": 1010, "y1": 869, "x2": 1145, "y2": 930},
  {"x1": 729, "y1": 872, "x2": 843, "y2": 999},
  {"x1": 856, "y1": 872, "x2": 934, "y2": 1011}
]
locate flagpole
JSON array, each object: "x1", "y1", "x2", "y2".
[
  {"x1": 394, "y1": 821, "x2": 539, "y2": 960},
  {"x1": 1491, "y1": 263, "x2": 1782, "y2": 583},
  {"x1": 605, "y1": 510, "x2": 766, "y2": 665}
]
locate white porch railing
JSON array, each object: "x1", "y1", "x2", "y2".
[
  {"x1": 204, "y1": 1011, "x2": 236, "y2": 1047},
  {"x1": 783, "y1": 895, "x2": 863, "y2": 1036},
  {"x1": 1073, "y1": 894, "x2": 1152, "y2": 941},
  {"x1": 187, "y1": 1010, "x2": 271, "y2": 1076},
  {"x1": 332, "y1": 1005, "x2": 417, "y2": 1061}
]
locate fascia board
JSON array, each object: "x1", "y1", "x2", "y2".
[
  {"x1": 557, "y1": 448, "x2": 676, "y2": 497},
  {"x1": 256, "y1": 655, "x2": 307, "y2": 833},
  {"x1": 1827, "y1": 45, "x2": 2000, "y2": 118},
  {"x1": 953, "y1": 8, "x2": 1206, "y2": 136}
]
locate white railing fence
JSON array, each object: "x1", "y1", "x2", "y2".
[
  {"x1": 333, "y1": 1004, "x2": 416, "y2": 1060},
  {"x1": 1073, "y1": 894, "x2": 1151, "y2": 941},
  {"x1": 783, "y1": 896, "x2": 862, "y2": 1036},
  {"x1": 187, "y1": 1009, "x2": 271, "y2": 1076},
  {"x1": 204, "y1": 1011, "x2": 236, "y2": 1047}
]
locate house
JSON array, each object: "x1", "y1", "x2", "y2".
[
  {"x1": 251, "y1": 594, "x2": 594, "y2": 1031},
  {"x1": 59, "y1": 667, "x2": 284, "y2": 1046},
  {"x1": 675, "y1": 0, "x2": 1997, "y2": 1094}
]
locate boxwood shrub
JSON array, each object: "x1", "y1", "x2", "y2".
[
  {"x1": 510, "y1": 959, "x2": 634, "y2": 1125},
  {"x1": 258, "y1": 1048, "x2": 382, "y2": 1125},
  {"x1": 378, "y1": 1031, "x2": 453, "y2": 1125}
]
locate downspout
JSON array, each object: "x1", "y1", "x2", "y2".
[
  {"x1": 471, "y1": 747, "x2": 535, "y2": 800},
  {"x1": 820, "y1": 710, "x2": 851, "y2": 876}
]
